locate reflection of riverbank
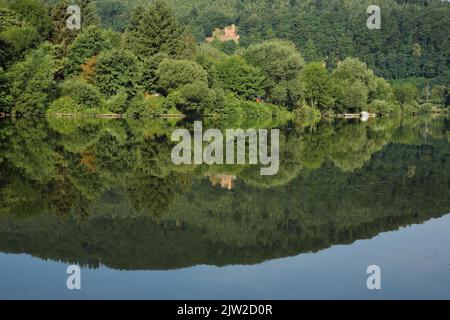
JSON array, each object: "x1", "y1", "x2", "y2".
[{"x1": 0, "y1": 116, "x2": 448, "y2": 270}]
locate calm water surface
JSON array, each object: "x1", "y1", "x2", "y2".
[{"x1": 0, "y1": 116, "x2": 449, "y2": 299}]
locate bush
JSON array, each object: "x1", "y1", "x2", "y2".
[
  {"x1": 106, "y1": 89, "x2": 128, "y2": 114},
  {"x1": 7, "y1": 43, "x2": 55, "y2": 115},
  {"x1": 59, "y1": 79, "x2": 103, "y2": 109},
  {"x1": 418, "y1": 103, "x2": 434, "y2": 114},
  {"x1": 214, "y1": 56, "x2": 265, "y2": 100},
  {"x1": 294, "y1": 104, "x2": 322, "y2": 120},
  {"x1": 47, "y1": 96, "x2": 102, "y2": 114},
  {"x1": 165, "y1": 80, "x2": 214, "y2": 115},
  {"x1": 393, "y1": 82, "x2": 418, "y2": 105},
  {"x1": 240, "y1": 100, "x2": 273, "y2": 119},
  {"x1": 126, "y1": 95, "x2": 172, "y2": 118},
  {"x1": 368, "y1": 99, "x2": 395, "y2": 115},
  {"x1": 156, "y1": 59, "x2": 208, "y2": 95}
]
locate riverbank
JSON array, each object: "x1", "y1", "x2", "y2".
[{"x1": 0, "y1": 109, "x2": 447, "y2": 121}]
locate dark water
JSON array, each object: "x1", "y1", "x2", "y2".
[{"x1": 0, "y1": 116, "x2": 449, "y2": 299}]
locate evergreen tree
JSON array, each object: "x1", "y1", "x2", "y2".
[
  {"x1": 124, "y1": 0, "x2": 190, "y2": 59},
  {"x1": 303, "y1": 39, "x2": 321, "y2": 62},
  {"x1": 50, "y1": 0, "x2": 100, "y2": 52}
]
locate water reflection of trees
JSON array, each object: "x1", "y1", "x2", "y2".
[{"x1": 0, "y1": 116, "x2": 449, "y2": 269}]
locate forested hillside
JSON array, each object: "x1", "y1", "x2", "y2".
[
  {"x1": 1, "y1": 0, "x2": 448, "y2": 117},
  {"x1": 83, "y1": 0, "x2": 450, "y2": 82}
]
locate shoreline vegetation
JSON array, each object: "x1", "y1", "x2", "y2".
[{"x1": 0, "y1": 0, "x2": 448, "y2": 121}]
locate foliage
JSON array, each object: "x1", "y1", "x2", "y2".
[
  {"x1": 124, "y1": 0, "x2": 195, "y2": 59},
  {"x1": 64, "y1": 25, "x2": 118, "y2": 76},
  {"x1": 95, "y1": 49, "x2": 141, "y2": 98},
  {"x1": 58, "y1": 78, "x2": 103, "y2": 109},
  {"x1": 126, "y1": 95, "x2": 174, "y2": 118},
  {"x1": 0, "y1": 4, "x2": 41, "y2": 69},
  {"x1": 214, "y1": 56, "x2": 265, "y2": 100},
  {"x1": 0, "y1": 69, "x2": 13, "y2": 113},
  {"x1": 300, "y1": 62, "x2": 335, "y2": 111},
  {"x1": 1, "y1": 0, "x2": 446, "y2": 116},
  {"x1": 165, "y1": 80, "x2": 219, "y2": 115},
  {"x1": 393, "y1": 82, "x2": 419, "y2": 105},
  {"x1": 49, "y1": 0, "x2": 100, "y2": 52},
  {"x1": 140, "y1": 53, "x2": 169, "y2": 93},
  {"x1": 243, "y1": 40, "x2": 305, "y2": 108},
  {"x1": 156, "y1": 58, "x2": 208, "y2": 95},
  {"x1": 7, "y1": 43, "x2": 56, "y2": 115},
  {"x1": 2, "y1": 0, "x2": 52, "y2": 38}
]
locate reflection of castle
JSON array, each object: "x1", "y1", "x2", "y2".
[
  {"x1": 205, "y1": 24, "x2": 240, "y2": 43},
  {"x1": 206, "y1": 174, "x2": 237, "y2": 190}
]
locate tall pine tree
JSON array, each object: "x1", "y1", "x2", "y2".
[{"x1": 125, "y1": 0, "x2": 194, "y2": 59}]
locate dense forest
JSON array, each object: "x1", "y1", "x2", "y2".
[
  {"x1": 0, "y1": 0, "x2": 448, "y2": 118},
  {"x1": 0, "y1": 116, "x2": 449, "y2": 269}
]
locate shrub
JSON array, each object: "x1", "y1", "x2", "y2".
[
  {"x1": 126, "y1": 95, "x2": 173, "y2": 118},
  {"x1": 59, "y1": 79, "x2": 103, "y2": 109},
  {"x1": 156, "y1": 59, "x2": 208, "y2": 95},
  {"x1": 47, "y1": 96, "x2": 102, "y2": 114},
  {"x1": 368, "y1": 99, "x2": 395, "y2": 115},
  {"x1": 106, "y1": 89, "x2": 128, "y2": 114}
]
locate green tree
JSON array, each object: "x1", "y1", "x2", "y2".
[
  {"x1": 243, "y1": 39, "x2": 305, "y2": 85},
  {"x1": 332, "y1": 58, "x2": 375, "y2": 85},
  {"x1": 156, "y1": 58, "x2": 208, "y2": 95},
  {"x1": 166, "y1": 80, "x2": 215, "y2": 115},
  {"x1": 300, "y1": 62, "x2": 335, "y2": 111},
  {"x1": 125, "y1": 0, "x2": 192, "y2": 59},
  {"x1": 3, "y1": 0, "x2": 51, "y2": 38},
  {"x1": 214, "y1": 56, "x2": 265, "y2": 100},
  {"x1": 335, "y1": 80, "x2": 369, "y2": 113},
  {"x1": 303, "y1": 39, "x2": 321, "y2": 62},
  {"x1": 140, "y1": 53, "x2": 169, "y2": 93},
  {"x1": 50, "y1": 0, "x2": 100, "y2": 51},
  {"x1": 194, "y1": 44, "x2": 227, "y2": 87},
  {"x1": 64, "y1": 25, "x2": 118, "y2": 77},
  {"x1": 95, "y1": 0, "x2": 130, "y2": 32},
  {"x1": 393, "y1": 82, "x2": 419, "y2": 105},
  {"x1": 7, "y1": 43, "x2": 56, "y2": 114},
  {"x1": 0, "y1": 5, "x2": 41, "y2": 68},
  {"x1": 243, "y1": 39, "x2": 305, "y2": 107},
  {"x1": 0, "y1": 68, "x2": 13, "y2": 113},
  {"x1": 58, "y1": 78, "x2": 103, "y2": 109},
  {"x1": 332, "y1": 58, "x2": 377, "y2": 112},
  {"x1": 95, "y1": 49, "x2": 141, "y2": 98},
  {"x1": 369, "y1": 77, "x2": 394, "y2": 103}
]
